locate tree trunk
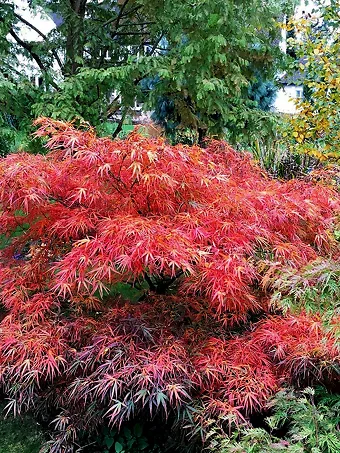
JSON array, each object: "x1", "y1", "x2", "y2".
[{"x1": 65, "y1": 0, "x2": 87, "y2": 75}]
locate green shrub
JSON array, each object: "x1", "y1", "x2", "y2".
[
  {"x1": 207, "y1": 388, "x2": 340, "y2": 453},
  {"x1": 248, "y1": 136, "x2": 318, "y2": 179},
  {"x1": 93, "y1": 423, "x2": 163, "y2": 453}
]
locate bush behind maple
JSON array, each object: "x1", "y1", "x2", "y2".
[{"x1": 0, "y1": 118, "x2": 338, "y2": 451}]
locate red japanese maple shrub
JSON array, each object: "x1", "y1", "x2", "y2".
[{"x1": 0, "y1": 118, "x2": 339, "y2": 451}]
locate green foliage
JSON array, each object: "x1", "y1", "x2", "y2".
[
  {"x1": 238, "y1": 114, "x2": 317, "y2": 178},
  {"x1": 207, "y1": 388, "x2": 340, "y2": 453},
  {"x1": 248, "y1": 136, "x2": 316, "y2": 178},
  {"x1": 0, "y1": 403, "x2": 43, "y2": 453},
  {"x1": 0, "y1": 72, "x2": 45, "y2": 155},
  {"x1": 0, "y1": 122, "x2": 15, "y2": 157},
  {"x1": 269, "y1": 259, "x2": 340, "y2": 319},
  {"x1": 266, "y1": 388, "x2": 340, "y2": 453}
]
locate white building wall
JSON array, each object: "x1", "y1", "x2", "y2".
[{"x1": 273, "y1": 86, "x2": 303, "y2": 114}]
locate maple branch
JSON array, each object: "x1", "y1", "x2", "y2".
[
  {"x1": 49, "y1": 197, "x2": 70, "y2": 208},
  {"x1": 98, "y1": 1, "x2": 135, "y2": 68},
  {"x1": 155, "y1": 270, "x2": 185, "y2": 294},
  {"x1": 2, "y1": 62, "x2": 23, "y2": 78},
  {"x1": 144, "y1": 273, "x2": 156, "y2": 292},
  {"x1": 144, "y1": 270, "x2": 184, "y2": 295}
]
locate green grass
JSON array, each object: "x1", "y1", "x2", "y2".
[
  {"x1": 0, "y1": 220, "x2": 29, "y2": 250},
  {"x1": 0, "y1": 405, "x2": 44, "y2": 453},
  {"x1": 97, "y1": 122, "x2": 134, "y2": 138}
]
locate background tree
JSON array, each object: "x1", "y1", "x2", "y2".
[
  {"x1": 287, "y1": 1, "x2": 340, "y2": 161},
  {"x1": 0, "y1": 0, "x2": 296, "y2": 148}
]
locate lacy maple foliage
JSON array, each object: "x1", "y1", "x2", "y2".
[{"x1": 0, "y1": 118, "x2": 339, "y2": 450}]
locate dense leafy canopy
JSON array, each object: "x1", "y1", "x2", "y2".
[
  {"x1": 0, "y1": 0, "x2": 295, "y2": 145},
  {"x1": 0, "y1": 119, "x2": 338, "y2": 451}
]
